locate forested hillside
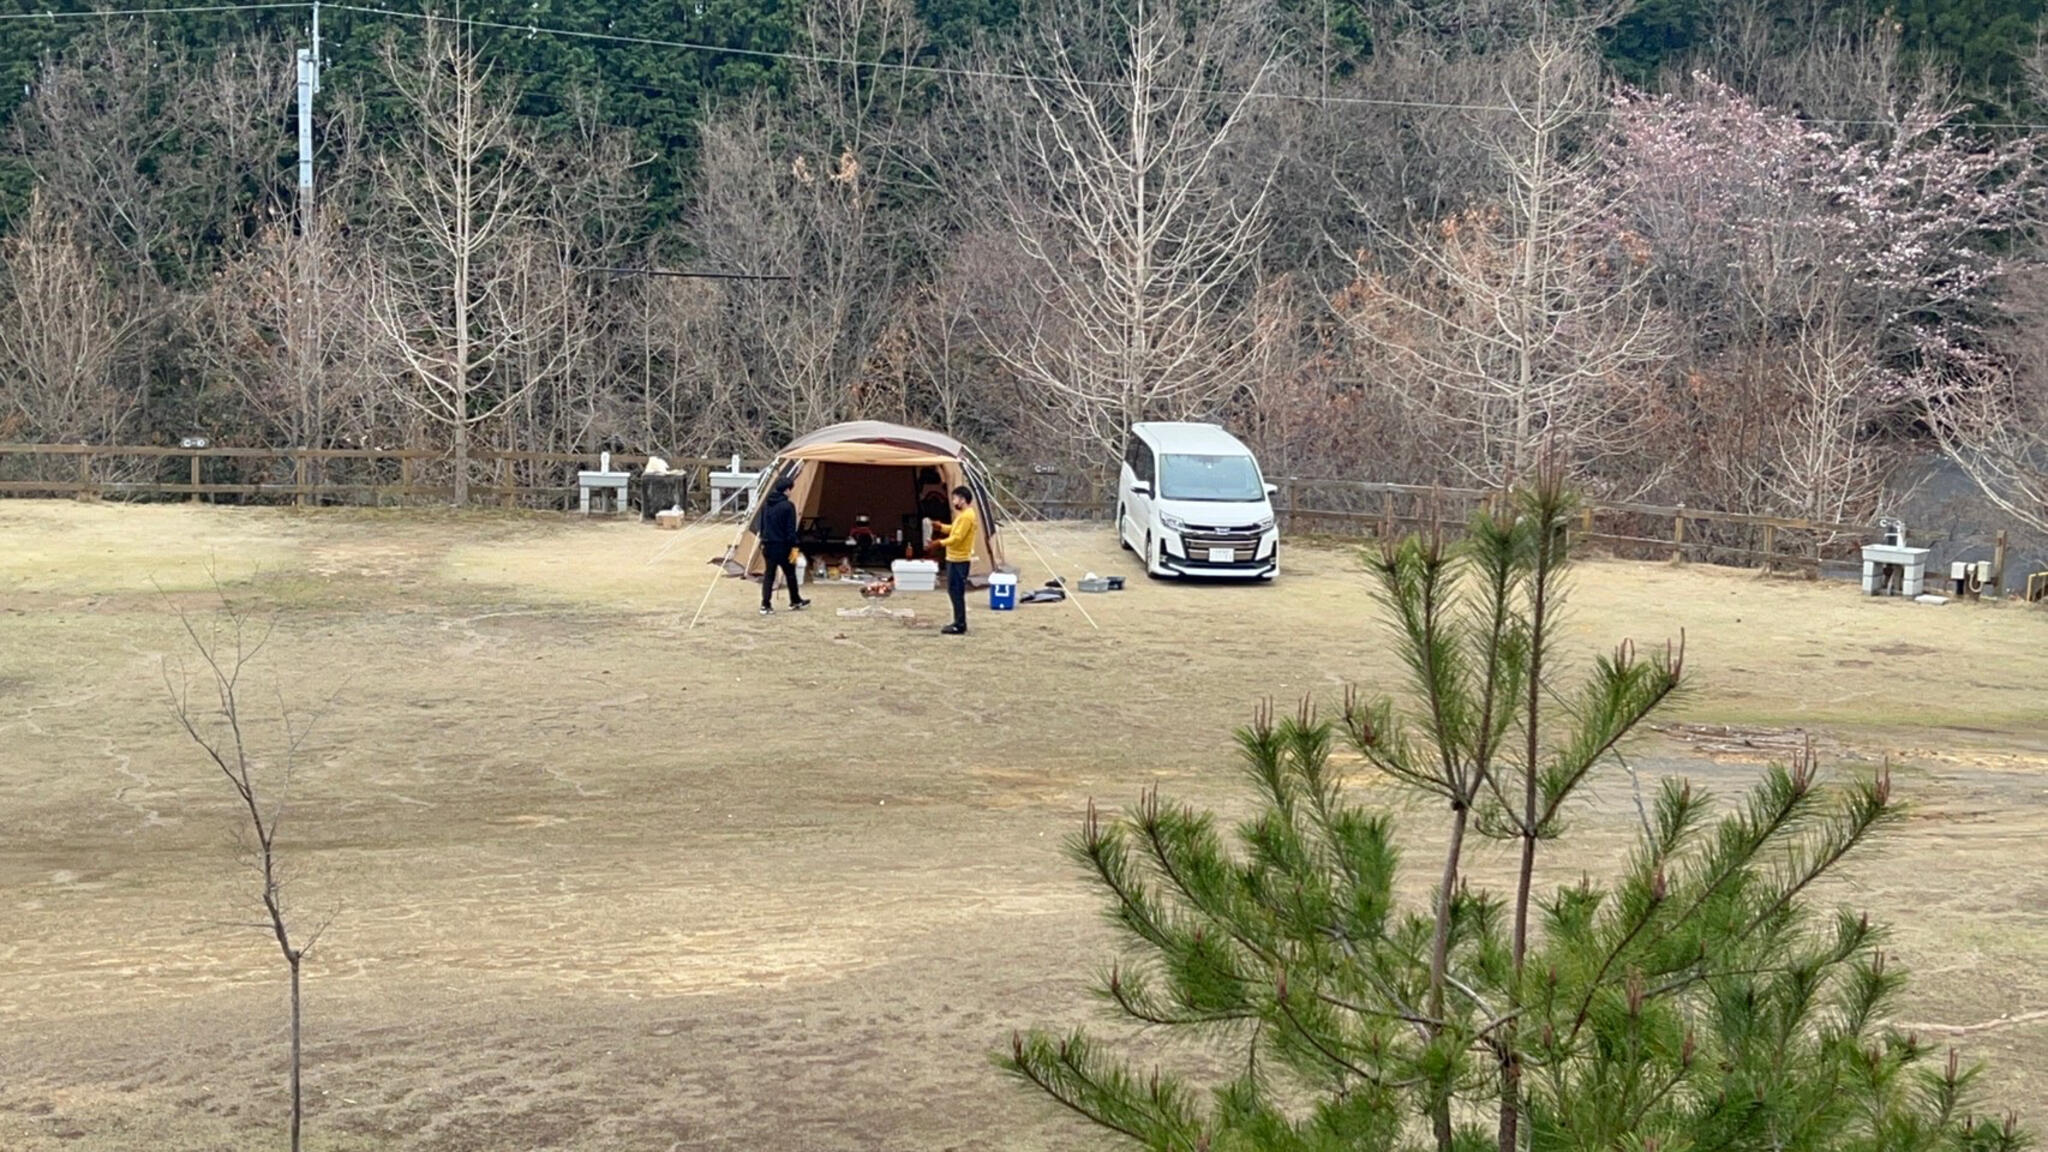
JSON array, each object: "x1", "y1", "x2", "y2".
[{"x1": 1, "y1": 0, "x2": 2045, "y2": 529}]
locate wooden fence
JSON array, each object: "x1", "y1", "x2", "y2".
[
  {"x1": 1019, "y1": 475, "x2": 1876, "y2": 576},
  {"x1": 2, "y1": 443, "x2": 1875, "y2": 575},
  {"x1": 0, "y1": 443, "x2": 753, "y2": 510}
]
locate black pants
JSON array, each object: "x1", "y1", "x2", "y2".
[
  {"x1": 762, "y1": 551, "x2": 800, "y2": 607},
  {"x1": 947, "y1": 560, "x2": 969, "y2": 629}
]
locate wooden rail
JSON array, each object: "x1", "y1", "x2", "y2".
[{"x1": 0, "y1": 443, "x2": 764, "y2": 511}]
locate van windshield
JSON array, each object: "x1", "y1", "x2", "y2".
[{"x1": 1159, "y1": 453, "x2": 1265, "y2": 502}]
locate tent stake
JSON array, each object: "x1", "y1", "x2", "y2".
[{"x1": 960, "y1": 447, "x2": 1101, "y2": 632}]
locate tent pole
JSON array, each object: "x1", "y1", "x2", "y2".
[{"x1": 688, "y1": 513, "x2": 754, "y2": 630}]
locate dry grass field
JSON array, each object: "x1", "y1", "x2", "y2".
[{"x1": 2, "y1": 499, "x2": 2046, "y2": 1150}]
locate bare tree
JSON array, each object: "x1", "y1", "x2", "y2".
[
  {"x1": 992, "y1": 0, "x2": 1281, "y2": 456},
  {"x1": 1757, "y1": 300, "x2": 1892, "y2": 525},
  {"x1": 619, "y1": 270, "x2": 735, "y2": 455},
  {"x1": 1320, "y1": 35, "x2": 1518, "y2": 235},
  {"x1": 497, "y1": 96, "x2": 644, "y2": 470},
  {"x1": 1677, "y1": 2, "x2": 1965, "y2": 131},
  {"x1": 13, "y1": 34, "x2": 297, "y2": 444},
  {"x1": 1339, "y1": 35, "x2": 1669, "y2": 489},
  {"x1": 1933, "y1": 373, "x2": 2048, "y2": 536},
  {"x1": 691, "y1": 105, "x2": 852, "y2": 446},
  {"x1": 163, "y1": 592, "x2": 328, "y2": 1152},
  {"x1": 687, "y1": 0, "x2": 929, "y2": 448},
  {"x1": 9, "y1": 31, "x2": 287, "y2": 285},
  {"x1": 1933, "y1": 270, "x2": 2048, "y2": 535},
  {"x1": 0, "y1": 191, "x2": 148, "y2": 443},
  {"x1": 900, "y1": 229, "x2": 1019, "y2": 438},
  {"x1": 190, "y1": 210, "x2": 375, "y2": 454},
  {"x1": 369, "y1": 27, "x2": 559, "y2": 503},
  {"x1": 1232, "y1": 272, "x2": 1420, "y2": 484}
]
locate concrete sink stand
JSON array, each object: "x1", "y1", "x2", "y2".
[{"x1": 1861, "y1": 518, "x2": 1930, "y2": 597}]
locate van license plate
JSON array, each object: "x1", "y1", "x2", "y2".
[{"x1": 1207, "y1": 548, "x2": 1236, "y2": 563}]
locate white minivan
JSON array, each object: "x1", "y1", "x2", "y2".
[{"x1": 1116, "y1": 422, "x2": 1280, "y2": 580}]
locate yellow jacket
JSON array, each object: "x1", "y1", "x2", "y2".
[{"x1": 934, "y1": 506, "x2": 978, "y2": 563}]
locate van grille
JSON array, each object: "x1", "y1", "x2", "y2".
[{"x1": 1180, "y1": 526, "x2": 1265, "y2": 562}]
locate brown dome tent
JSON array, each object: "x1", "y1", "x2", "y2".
[{"x1": 731, "y1": 421, "x2": 1006, "y2": 577}]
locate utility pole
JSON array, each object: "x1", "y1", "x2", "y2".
[
  {"x1": 296, "y1": 2, "x2": 320, "y2": 212},
  {"x1": 295, "y1": 3, "x2": 323, "y2": 500}
]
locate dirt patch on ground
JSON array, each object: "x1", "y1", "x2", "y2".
[
  {"x1": 2, "y1": 501, "x2": 2047, "y2": 1150},
  {"x1": 1650, "y1": 722, "x2": 1843, "y2": 760}
]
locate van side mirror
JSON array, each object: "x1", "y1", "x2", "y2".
[
  {"x1": 1131, "y1": 481, "x2": 1152, "y2": 497},
  {"x1": 1264, "y1": 483, "x2": 1278, "y2": 498}
]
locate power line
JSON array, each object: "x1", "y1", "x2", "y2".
[
  {"x1": 313, "y1": 2, "x2": 2048, "y2": 131},
  {"x1": 323, "y1": 2, "x2": 1568, "y2": 116},
  {"x1": 584, "y1": 266, "x2": 790, "y2": 281},
  {"x1": 14, "y1": 0, "x2": 2048, "y2": 132},
  {"x1": 0, "y1": 3, "x2": 303, "y2": 19}
]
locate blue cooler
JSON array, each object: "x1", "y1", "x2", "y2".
[{"x1": 989, "y1": 572, "x2": 1018, "y2": 611}]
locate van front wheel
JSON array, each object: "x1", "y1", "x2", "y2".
[{"x1": 1117, "y1": 505, "x2": 1133, "y2": 551}]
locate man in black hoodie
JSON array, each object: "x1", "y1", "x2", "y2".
[{"x1": 757, "y1": 478, "x2": 810, "y2": 615}]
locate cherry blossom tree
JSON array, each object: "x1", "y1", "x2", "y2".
[
  {"x1": 1614, "y1": 77, "x2": 2040, "y2": 391},
  {"x1": 1608, "y1": 77, "x2": 2042, "y2": 519}
]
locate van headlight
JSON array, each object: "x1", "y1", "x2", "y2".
[
  {"x1": 1159, "y1": 513, "x2": 1187, "y2": 532},
  {"x1": 1253, "y1": 517, "x2": 1275, "y2": 533}
]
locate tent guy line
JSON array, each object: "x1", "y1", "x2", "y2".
[{"x1": 962, "y1": 444, "x2": 1101, "y2": 632}]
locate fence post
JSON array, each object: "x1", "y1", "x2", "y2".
[
  {"x1": 1993, "y1": 530, "x2": 2008, "y2": 596},
  {"x1": 1762, "y1": 523, "x2": 1776, "y2": 574},
  {"x1": 1287, "y1": 480, "x2": 1298, "y2": 534},
  {"x1": 188, "y1": 453, "x2": 200, "y2": 504},
  {"x1": 75, "y1": 452, "x2": 91, "y2": 500},
  {"x1": 400, "y1": 455, "x2": 414, "y2": 505},
  {"x1": 1671, "y1": 505, "x2": 1687, "y2": 564},
  {"x1": 1578, "y1": 505, "x2": 1593, "y2": 554},
  {"x1": 1381, "y1": 491, "x2": 1395, "y2": 539},
  {"x1": 295, "y1": 455, "x2": 309, "y2": 506}
]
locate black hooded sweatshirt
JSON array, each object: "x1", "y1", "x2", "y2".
[{"x1": 759, "y1": 488, "x2": 798, "y2": 549}]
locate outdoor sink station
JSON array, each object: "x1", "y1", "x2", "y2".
[{"x1": 1861, "y1": 517, "x2": 1931, "y2": 597}]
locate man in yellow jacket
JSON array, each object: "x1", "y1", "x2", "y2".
[{"x1": 930, "y1": 486, "x2": 979, "y2": 635}]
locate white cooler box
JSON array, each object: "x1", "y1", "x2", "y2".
[{"x1": 892, "y1": 559, "x2": 939, "y2": 592}]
